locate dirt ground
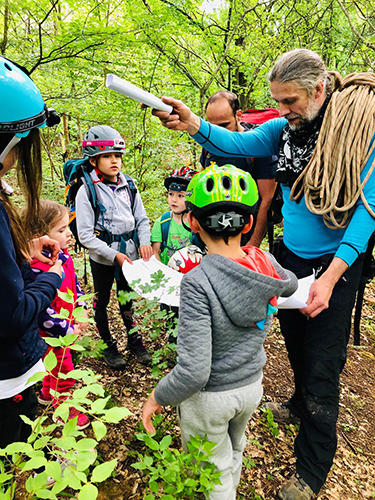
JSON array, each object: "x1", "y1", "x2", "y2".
[{"x1": 68, "y1": 274, "x2": 375, "y2": 500}]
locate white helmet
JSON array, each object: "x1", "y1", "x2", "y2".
[
  {"x1": 167, "y1": 245, "x2": 204, "y2": 274},
  {"x1": 82, "y1": 125, "x2": 125, "y2": 157}
]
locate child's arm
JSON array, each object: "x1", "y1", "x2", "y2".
[
  {"x1": 140, "y1": 245, "x2": 153, "y2": 261},
  {"x1": 132, "y1": 190, "x2": 152, "y2": 260},
  {"x1": 115, "y1": 252, "x2": 133, "y2": 266},
  {"x1": 37, "y1": 306, "x2": 75, "y2": 337},
  {"x1": 151, "y1": 242, "x2": 162, "y2": 262}
]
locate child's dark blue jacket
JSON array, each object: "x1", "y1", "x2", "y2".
[{"x1": 0, "y1": 202, "x2": 61, "y2": 380}]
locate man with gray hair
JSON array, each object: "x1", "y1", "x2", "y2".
[{"x1": 152, "y1": 49, "x2": 375, "y2": 499}]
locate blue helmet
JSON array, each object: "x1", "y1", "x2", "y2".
[{"x1": 0, "y1": 57, "x2": 48, "y2": 138}]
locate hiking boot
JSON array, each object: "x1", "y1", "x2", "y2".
[
  {"x1": 278, "y1": 473, "x2": 314, "y2": 499},
  {"x1": 103, "y1": 346, "x2": 127, "y2": 369},
  {"x1": 53, "y1": 407, "x2": 90, "y2": 431},
  {"x1": 263, "y1": 401, "x2": 301, "y2": 425},
  {"x1": 38, "y1": 391, "x2": 53, "y2": 406},
  {"x1": 127, "y1": 333, "x2": 152, "y2": 366}
]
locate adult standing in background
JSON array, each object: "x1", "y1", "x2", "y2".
[
  {"x1": 151, "y1": 49, "x2": 375, "y2": 499},
  {"x1": 201, "y1": 90, "x2": 278, "y2": 247}
]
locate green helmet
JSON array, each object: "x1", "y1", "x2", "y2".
[{"x1": 185, "y1": 164, "x2": 258, "y2": 215}]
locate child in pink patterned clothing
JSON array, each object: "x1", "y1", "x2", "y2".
[{"x1": 30, "y1": 200, "x2": 90, "y2": 430}]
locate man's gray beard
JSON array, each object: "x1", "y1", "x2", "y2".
[{"x1": 289, "y1": 99, "x2": 321, "y2": 131}]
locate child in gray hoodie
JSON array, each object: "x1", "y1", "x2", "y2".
[
  {"x1": 142, "y1": 164, "x2": 297, "y2": 500},
  {"x1": 76, "y1": 125, "x2": 152, "y2": 369}
]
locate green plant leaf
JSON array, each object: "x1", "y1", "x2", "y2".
[
  {"x1": 4, "y1": 442, "x2": 34, "y2": 455},
  {"x1": 92, "y1": 421, "x2": 107, "y2": 441},
  {"x1": 44, "y1": 337, "x2": 64, "y2": 347},
  {"x1": 44, "y1": 350, "x2": 57, "y2": 372},
  {"x1": 70, "y1": 344, "x2": 86, "y2": 351},
  {"x1": 57, "y1": 289, "x2": 74, "y2": 302},
  {"x1": 102, "y1": 407, "x2": 132, "y2": 423},
  {"x1": 76, "y1": 438, "x2": 98, "y2": 451},
  {"x1": 90, "y1": 396, "x2": 110, "y2": 413},
  {"x1": 159, "y1": 435, "x2": 172, "y2": 450},
  {"x1": 26, "y1": 371, "x2": 47, "y2": 384},
  {"x1": 0, "y1": 472, "x2": 13, "y2": 483},
  {"x1": 20, "y1": 456, "x2": 47, "y2": 471},
  {"x1": 143, "y1": 435, "x2": 160, "y2": 451},
  {"x1": 78, "y1": 482, "x2": 98, "y2": 499},
  {"x1": 91, "y1": 459, "x2": 117, "y2": 483}
]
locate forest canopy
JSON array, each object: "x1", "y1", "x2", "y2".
[{"x1": 1, "y1": 0, "x2": 375, "y2": 213}]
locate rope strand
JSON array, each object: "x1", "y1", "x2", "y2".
[{"x1": 290, "y1": 72, "x2": 375, "y2": 229}]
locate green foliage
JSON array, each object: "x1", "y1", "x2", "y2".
[
  {"x1": 0, "y1": 290, "x2": 130, "y2": 499},
  {"x1": 0, "y1": 337, "x2": 131, "y2": 499},
  {"x1": 259, "y1": 408, "x2": 279, "y2": 438},
  {"x1": 118, "y1": 273, "x2": 179, "y2": 378},
  {"x1": 132, "y1": 432, "x2": 222, "y2": 499}
]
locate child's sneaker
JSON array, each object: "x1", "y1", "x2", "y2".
[
  {"x1": 103, "y1": 346, "x2": 127, "y2": 369},
  {"x1": 127, "y1": 333, "x2": 152, "y2": 365},
  {"x1": 53, "y1": 408, "x2": 90, "y2": 431},
  {"x1": 38, "y1": 391, "x2": 53, "y2": 405}
]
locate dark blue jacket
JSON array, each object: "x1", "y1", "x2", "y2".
[{"x1": 0, "y1": 202, "x2": 61, "y2": 380}]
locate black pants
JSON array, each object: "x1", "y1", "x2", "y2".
[
  {"x1": 276, "y1": 242, "x2": 364, "y2": 493},
  {"x1": 0, "y1": 386, "x2": 38, "y2": 448},
  {"x1": 90, "y1": 259, "x2": 134, "y2": 348}
]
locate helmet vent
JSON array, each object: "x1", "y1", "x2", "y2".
[
  {"x1": 206, "y1": 178, "x2": 214, "y2": 192},
  {"x1": 4, "y1": 63, "x2": 12, "y2": 71},
  {"x1": 239, "y1": 177, "x2": 247, "y2": 192},
  {"x1": 222, "y1": 176, "x2": 231, "y2": 190}
]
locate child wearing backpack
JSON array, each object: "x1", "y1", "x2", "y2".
[
  {"x1": 143, "y1": 164, "x2": 297, "y2": 500},
  {"x1": 151, "y1": 167, "x2": 202, "y2": 342},
  {"x1": 75, "y1": 125, "x2": 152, "y2": 370},
  {"x1": 30, "y1": 200, "x2": 90, "y2": 431}
]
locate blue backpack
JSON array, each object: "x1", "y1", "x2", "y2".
[
  {"x1": 160, "y1": 211, "x2": 204, "y2": 252},
  {"x1": 63, "y1": 158, "x2": 137, "y2": 251}
]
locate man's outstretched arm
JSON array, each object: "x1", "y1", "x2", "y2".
[{"x1": 152, "y1": 97, "x2": 201, "y2": 134}]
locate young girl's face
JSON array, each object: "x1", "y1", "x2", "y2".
[
  {"x1": 168, "y1": 190, "x2": 186, "y2": 214},
  {"x1": 94, "y1": 153, "x2": 122, "y2": 182},
  {"x1": 48, "y1": 212, "x2": 71, "y2": 251}
]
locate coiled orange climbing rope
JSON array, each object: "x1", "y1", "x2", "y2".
[{"x1": 290, "y1": 72, "x2": 375, "y2": 229}]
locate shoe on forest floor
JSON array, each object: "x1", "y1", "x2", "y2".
[
  {"x1": 263, "y1": 401, "x2": 301, "y2": 425},
  {"x1": 53, "y1": 407, "x2": 90, "y2": 431},
  {"x1": 38, "y1": 391, "x2": 53, "y2": 406},
  {"x1": 103, "y1": 346, "x2": 127, "y2": 369},
  {"x1": 127, "y1": 333, "x2": 152, "y2": 366},
  {"x1": 278, "y1": 473, "x2": 314, "y2": 500}
]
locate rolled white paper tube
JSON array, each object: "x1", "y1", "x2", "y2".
[{"x1": 106, "y1": 74, "x2": 173, "y2": 113}]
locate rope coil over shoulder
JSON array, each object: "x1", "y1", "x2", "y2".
[{"x1": 290, "y1": 72, "x2": 375, "y2": 229}]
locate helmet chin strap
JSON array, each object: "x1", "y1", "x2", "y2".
[{"x1": 0, "y1": 135, "x2": 22, "y2": 169}]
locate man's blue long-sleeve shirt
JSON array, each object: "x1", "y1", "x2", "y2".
[{"x1": 192, "y1": 118, "x2": 375, "y2": 266}]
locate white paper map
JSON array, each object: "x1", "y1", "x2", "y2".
[
  {"x1": 122, "y1": 255, "x2": 182, "y2": 307},
  {"x1": 277, "y1": 274, "x2": 315, "y2": 309},
  {"x1": 123, "y1": 257, "x2": 315, "y2": 310}
]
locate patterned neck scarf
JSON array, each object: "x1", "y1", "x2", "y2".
[{"x1": 276, "y1": 97, "x2": 331, "y2": 189}]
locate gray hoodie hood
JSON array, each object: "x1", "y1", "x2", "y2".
[{"x1": 200, "y1": 252, "x2": 296, "y2": 328}]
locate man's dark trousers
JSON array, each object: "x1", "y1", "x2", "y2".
[{"x1": 277, "y1": 242, "x2": 364, "y2": 494}]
